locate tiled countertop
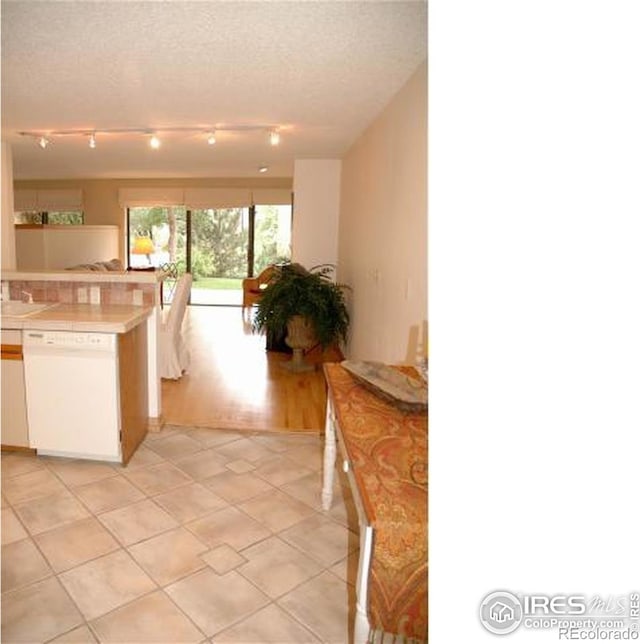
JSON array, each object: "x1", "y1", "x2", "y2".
[
  {"x1": 1, "y1": 303, "x2": 153, "y2": 334},
  {"x1": 1, "y1": 269, "x2": 167, "y2": 284}
]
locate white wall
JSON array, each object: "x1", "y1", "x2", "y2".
[
  {"x1": 292, "y1": 160, "x2": 341, "y2": 269},
  {"x1": 1, "y1": 142, "x2": 17, "y2": 270},
  {"x1": 338, "y1": 61, "x2": 427, "y2": 364},
  {"x1": 15, "y1": 226, "x2": 120, "y2": 270}
]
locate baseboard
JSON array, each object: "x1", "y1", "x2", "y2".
[
  {"x1": 1, "y1": 444, "x2": 37, "y2": 455},
  {"x1": 147, "y1": 415, "x2": 165, "y2": 433}
]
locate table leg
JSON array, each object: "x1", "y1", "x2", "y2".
[
  {"x1": 322, "y1": 398, "x2": 336, "y2": 510},
  {"x1": 354, "y1": 524, "x2": 374, "y2": 643}
]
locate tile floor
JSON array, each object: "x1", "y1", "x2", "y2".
[{"x1": 1, "y1": 426, "x2": 361, "y2": 644}]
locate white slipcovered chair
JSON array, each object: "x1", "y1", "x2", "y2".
[{"x1": 159, "y1": 272, "x2": 192, "y2": 379}]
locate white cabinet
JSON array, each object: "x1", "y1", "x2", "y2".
[{"x1": 1, "y1": 329, "x2": 30, "y2": 449}]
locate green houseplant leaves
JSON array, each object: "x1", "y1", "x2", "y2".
[{"x1": 253, "y1": 262, "x2": 350, "y2": 350}]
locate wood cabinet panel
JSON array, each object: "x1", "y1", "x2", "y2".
[{"x1": 118, "y1": 322, "x2": 148, "y2": 465}]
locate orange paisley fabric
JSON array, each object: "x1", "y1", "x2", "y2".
[{"x1": 324, "y1": 363, "x2": 428, "y2": 641}]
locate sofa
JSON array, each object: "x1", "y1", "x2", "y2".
[{"x1": 66, "y1": 258, "x2": 124, "y2": 272}]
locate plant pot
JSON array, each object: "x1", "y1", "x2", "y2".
[{"x1": 282, "y1": 315, "x2": 316, "y2": 372}]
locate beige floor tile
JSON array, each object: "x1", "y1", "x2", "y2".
[
  {"x1": 72, "y1": 474, "x2": 146, "y2": 513},
  {"x1": 154, "y1": 482, "x2": 228, "y2": 523},
  {"x1": 1, "y1": 507, "x2": 28, "y2": 544},
  {"x1": 173, "y1": 448, "x2": 230, "y2": 480},
  {"x1": 12, "y1": 490, "x2": 91, "y2": 535},
  {"x1": 128, "y1": 527, "x2": 209, "y2": 586},
  {"x1": 238, "y1": 536, "x2": 323, "y2": 598},
  {"x1": 34, "y1": 516, "x2": 120, "y2": 572},
  {"x1": 123, "y1": 460, "x2": 193, "y2": 495},
  {"x1": 278, "y1": 571, "x2": 355, "y2": 644},
  {"x1": 201, "y1": 544, "x2": 247, "y2": 575},
  {"x1": 279, "y1": 471, "x2": 328, "y2": 510},
  {"x1": 213, "y1": 602, "x2": 321, "y2": 643},
  {"x1": 0, "y1": 576, "x2": 83, "y2": 643},
  {"x1": 215, "y1": 437, "x2": 277, "y2": 463},
  {"x1": 238, "y1": 489, "x2": 317, "y2": 532},
  {"x1": 1, "y1": 537, "x2": 53, "y2": 591},
  {"x1": 252, "y1": 454, "x2": 316, "y2": 487},
  {"x1": 147, "y1": 432, "x2": 204, "y2": 461},
  {"x1": 49, "y1": 624, "x2": 98, "y2": 642},
  {"x1": 282, "y1": 443, "x2": 325, "y2": 472},
  {"x1": 98, "y1": 498, "x2": 178, "y2": 545},
  {"x1": 121, "y1": 443, "x2": 165, "y2": 469},
  {"x1": 186, "y1": 427, "x2": 244, "y2": 447},
  {"x1": 58, "y1": 549, "x2": 156, "y2": 620},
  {"x1": 329, "y1": 549, "x2": 360, "y2": 586},
  {"x1": 144, "y1": 425, "x2": 182, "y2": 442},
  {"x1": 1, "y1": 452, "x2": 46, "y2": 480},
  {"x1": 166, "y1": 568, "x2": 270, "y2": 637},
  {"x1": 186, "y1": 505, "x2": 271, "y2": 551},
  {"x1": 91, "y1": 589, "x2": 205, "y2": 643},
  {"x1": 279, "y1": 514, "x2": 359, "y2": 567},
  {"x1": 44, "y1": 457, "x2": 119, "y2": 487},
  {"x1": 250, "y1": 433, "x2": 304, "y2": 453},
  {"x1": 2, "y1": 468, "x2": 66, "y2": 505},
  {"x1": 202, "y1": 470, "x2": 275, "y2": 503},
  {"x1": 225, "y1": 458, "x2": 256, "y2": 473}
]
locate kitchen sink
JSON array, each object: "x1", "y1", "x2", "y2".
[{"x1": 1, "y1": 301, "x2": 55, "y2": 318}]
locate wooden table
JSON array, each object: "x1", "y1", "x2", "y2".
[{"x1": 322, "y1": 363, "x2": 427, "y2": 643}]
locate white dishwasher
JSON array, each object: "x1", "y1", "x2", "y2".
[{"x1": 23, "y1": 330, "x2": 122, "y2": 462}]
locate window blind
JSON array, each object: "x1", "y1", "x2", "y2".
[{"x1": 14, "y1": 189, "x2": 84, "y2": 211}]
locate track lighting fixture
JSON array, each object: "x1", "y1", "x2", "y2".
[{"x1": 19, "y1": 124, "x2": 284, "y2": 150}]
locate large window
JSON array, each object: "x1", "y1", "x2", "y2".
[
  {"x1": 14, "y1": 211, "x2": 84, "y2": 225},
  {"x1": 127, "y1": 203, "x2": 292, "y2": 306}
]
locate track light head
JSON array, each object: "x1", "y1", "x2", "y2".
[
  {"x1": 88, "y1": 133, "x2": 97, "y2": 149},
  {"x1": 149, "y1": 134, "x2": 161, "y2": 149},
  {"x1": 258, "y1": 165, "x2": 268, "y2": 173},
  {"x1": 269, "y1": 130, "x2": 280, "y2": 146},
  {"x1": 38, "y1": 136, "x2": 49, "y2": 149},
  {"x1": 207, "y1": 132, "x2": 216, "y2": 145}
]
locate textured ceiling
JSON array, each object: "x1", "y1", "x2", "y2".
[{"x1": 1, "y1": 0, "x2": 427, "y2": 180}]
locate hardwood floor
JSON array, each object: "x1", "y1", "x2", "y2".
[{"x1": 161, "y1": 306, "x2": 341, "y2": 433}]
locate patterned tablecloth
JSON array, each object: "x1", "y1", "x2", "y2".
[{"x1": 324, "y1": 363, "x2": 428, "y2": 641}]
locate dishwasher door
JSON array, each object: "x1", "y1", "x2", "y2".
[{"x1": 23, "y1": 330, "x2": 121, "y2": 462}]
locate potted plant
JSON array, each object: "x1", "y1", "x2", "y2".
[{"x1": 253, "y1": 262, "x2": 350, "y2": 371}]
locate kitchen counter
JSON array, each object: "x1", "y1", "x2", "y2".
[
  {"x1": 2, "y1": 269, "x2": 167, "y2": 284},
  {"x1": 1, "y1": 303, "x2": 153, "y2": 334}
]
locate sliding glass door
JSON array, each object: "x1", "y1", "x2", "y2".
[
  {"x1": 127, "y1": 202, "x2": 292, "y2": 306},
  {"x1": 189, "y1": 208, "x2": 248, "y2": 305}
]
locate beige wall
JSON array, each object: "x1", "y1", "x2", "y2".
[
  {"x1": 1, "y1": 142, "x2": 17, "y2": 269},
  {"x1": 292, "y1": 159, "x2": 341, "y2": 269},
  {"x1": 14, "y1": 177, "x2": 293, "y2": 261},
  {"x1": 338, "y1": 60, "x2": 427, "y2": 364}
]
